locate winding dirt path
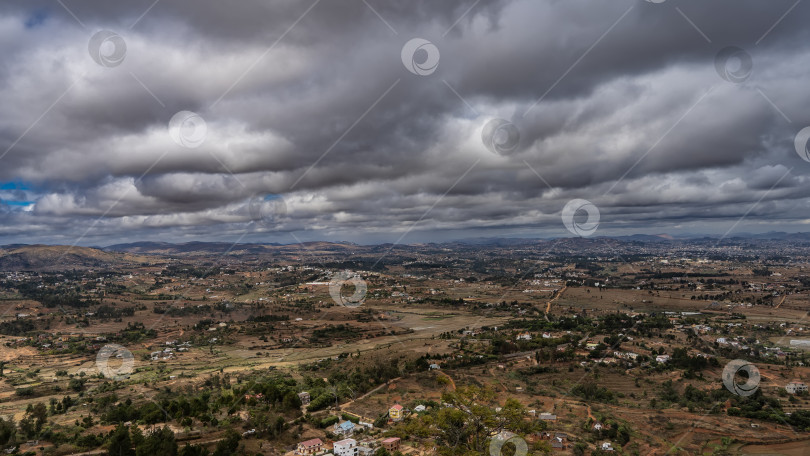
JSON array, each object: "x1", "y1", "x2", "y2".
[{"x1": 544, "y1": 285, "x2": 567, "y2": 320}]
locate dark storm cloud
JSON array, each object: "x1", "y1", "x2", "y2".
[{"x1": 0, "y1": 0, "x2": 809, "y2": 245}]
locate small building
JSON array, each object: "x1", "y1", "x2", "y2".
[
  {"x1": 786, "y1": 381, "x2": 808, "y2": 395},
  {"x1": 333, "y1": 438, "x2": 357, "y2": 456},
  {"x1": 539, "y1": 413, "x2": 557, "y2": 421},
  {"x1": 655, "y1": 355, "x2": 670, "y2": 363},
  {"x1": 298, "y1": 391, "x2": 311, "y2": 405},
  {"x1": 389, "y1": 404, "x2": 404, "y2": 421},
  {"x1": 357, "y1": 446, "x2": 373, "y2": 456},
  {"x1": 601, "y1": 442, "x2": 614, "y2": 451},
  {"x1": 334, "y1": 420, "x2": 356, "y2": 436},
  {"x1": 296, "y1": 438, "x2": 323, "y2": 455},
  {"x1": 414, "y1": 404, "x2": 427, "y2": 413},
  {"x1": 381, "y1": 437, "x2": 400, "y2": 452}
]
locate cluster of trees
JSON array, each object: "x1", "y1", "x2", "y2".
[
  {"x1": 666, "y1": 347, "x2": 719, "y2": 373},
  {"x1": 656, "y1": 380, "x2": 810, "y2": 431},
  {"x1": 303, "y1": 358, "x2": 403, "y2": 412},
  {"x1": 571, "y1": 381, "x2": 616, "y2": 404},
  {"x1": 14, "y1": 279, "x2": 97, "y2": 309},
  {"x1": 107, "y1": 424, "x2": 241, "y2": 456},
  {"x1": 587, "y1": 417, "x2": 631, "y2": 446},
  {"x1": 96, "y1": 304, "x2": 136, "y2": 319},
  {"x1": 385, "y1": 386, "x2": 549, "y2": 455},
  {"x1": 310, "y1": 324, "x2": 361, "y2": 342},
  {"x1": 0, "y1": 319, "x2": 36, "y2": 336}
]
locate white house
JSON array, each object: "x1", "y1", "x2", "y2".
[
  {"x1": 602, "y1": 442, "x2": 614, "y2": 451},
  {"x1": 786, "y1": 382, "x2": 808, "y2": 394},
  {"x1": 333, "y1": 438, "x2": 357, "y2": 456}
]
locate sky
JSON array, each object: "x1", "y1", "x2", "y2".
[{"x1": 1, "y1": 0, "x2": 810, "y2": 246}]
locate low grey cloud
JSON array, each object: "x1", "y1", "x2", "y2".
[{"x1": 0, "y1": 0, "x2": 809, "y2": 245}]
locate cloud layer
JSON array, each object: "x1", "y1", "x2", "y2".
[{"x1": 1, "y1": 0, "x2": 809, "y2": 245}]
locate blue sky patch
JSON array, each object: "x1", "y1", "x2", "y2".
[{"x1": 25, "y1": 10, "x2": 48, "y2": 29}]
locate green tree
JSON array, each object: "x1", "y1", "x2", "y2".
[
  {"x1": 136, "y1": 426, "x2": 177, "y2": 456},
  {"x1": 107, "y1": 423, "x2": 135, "y2": 456},
  {"x1": 212, "y1": 429, "x2": 240, "y2": 456},
  {"x1": 130, "y1": 425, "x2": 145, "y2": 448},
  {"x1": 431, "y1": 385, "x2": 536, "y2": 455},
  {"x1": 0, "y1": 416, "x2": 16, "y2": 447},
  {"x1": 179, "y1": 444, "x2": 209, "y2": 456},
  {"x1": 19, "y1": 402, "x2": 47, "y2": 438}
]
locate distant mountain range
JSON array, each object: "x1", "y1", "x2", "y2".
[
  {"x1": 2, "y1": 232, "x2": 810, "y2": 271},
  {"x1": 452, "y1": 231, "x2": 810, "y2": 245},
  {"x1": 0, "y1": 244, "x2": 153, "y2": 271}
]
